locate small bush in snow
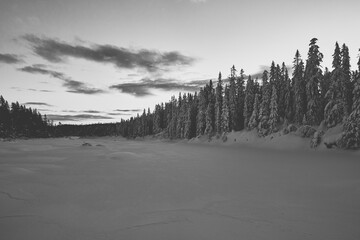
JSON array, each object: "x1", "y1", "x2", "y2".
[
  {"x1": 310, "y1": 131, "x2": 324, "y2": 148},
  {"x1": 297, "y1": 125, "x2": 317, "y2": 138}
]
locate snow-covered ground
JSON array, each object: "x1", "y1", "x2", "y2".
[{"x1": 0, "y1": 137, "x2": 359, "y2": 240}]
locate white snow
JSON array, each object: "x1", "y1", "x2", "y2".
[{"x1": 0, "y1": 137, "x2": 359, "y2": 239}]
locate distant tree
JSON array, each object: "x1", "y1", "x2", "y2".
[
  {"x1": 337, "y1": 72, "x2": 360, "y2": 149},
  {"x1": 292, "y1": 50, "x2": 306, "y2": 124},
  {"x1": 243, "y1": 75, "x2": 255, "y2": 129},
  {"x1": 214, "y1": 72, "x2": 223, "y2": 134},
  {"x1": 341, "y1": 44, "x2": 352, "y2": 115},
  {"x1": 324, "y1": 42, "x2": 344, "y2": 128},
  {"x1": 221, "y1": 85, "x2": 230, "y2": 132},
  {"x1": 248, "y1": 93, "x2": 260, "y2": 130},
  {"x1": 236, "y1": 69, "x2": 246, "y2": 130},
  {"x1": 196, "y1": 88, "x2": 206, "y2": 136},
  {"x1": 228, "y1": 65, "x2": 237, "y2": 131},
  {"x1": 269, "y1": 85, "x2": 279, "y2": 133},
  {"x1": 258, "y1": 70, "x2": 271, "y2": 136},
  {"x1": 305, "y1": 38, "x2": 324, "y2": 125}
]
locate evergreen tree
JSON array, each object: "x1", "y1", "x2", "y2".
[
  {"x1": 228, "y1": 65, "x2": 237, "y2": 131},
  {"x1": 243, "y1": 75, "x2": 255, "y2": 129},
  {"x1": 248, "y1": 93, "x2": 260, "y2": 130},
  {"x1": 236, "y1": 69, "x2": 245, "y2": 130},
  {"x1": 284, "y1": 71, "x2": 294, "y2": 122},
  {"x1": 196, "y1": 88, "x2": 206, "y2": 136},
  {"x1": 321, "y1": 67, "x2": 331, "y2": 112},
  {"x1": 341, "y1": 44, "x2": 352, "y2": 115},
  {"x1": 324, "y1": 42, "x2": 344, "y2": 127},
  {"x1": 278, "y1": 62, "x2": 288, "y2": 120},
  {"x1": 214, "y1": 72, "x2": 223, "y2": 134},
  {"x1": 269, "y1": 85, "x2": 279, "y2": 133},
  {"x1": 305, "y1": 38, "x2": 324, "y2": 125},
  {"x1": 221, "y1": 85, "x2": 230, "y2": 132},
  {"x1": 258, "y1": 70, "x2": 271, "y2": 136},
  {"x1": 0, "y1": 96, "x2": 11, "y2": 137},
  {"x1": 337, "y1": 75, "x2": 360, "y2": 149},
  {"x1": 292, "y1": 50, "x2": 306, "y2": 124}
]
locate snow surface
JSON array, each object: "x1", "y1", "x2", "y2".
[{"x1": 0, "y1": 137, "x2": 360, "y2": 240}]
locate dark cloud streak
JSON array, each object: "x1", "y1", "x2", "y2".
[
  {"x1": 22, "y1": 34, "x2": 196, "y2": 72},
  {"x1": 19, "y1": 65, "x2": 104, "y2": 94},
  {"x1": 24, "y1": 102, "x2": 53, "y2": 107},
  {"x1": 114, "y1": 109, "x2": 142, "y2": 112},
  {"x1": 47, "y1": 114, "x2": 114, "y2": 122},
  {"x1": 0, "y1": 53, "x2": 23, "y2": 64},
  {"x1": 110, "y1": 78, "x2": 207, "y2": 96}
]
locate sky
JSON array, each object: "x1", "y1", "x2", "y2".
[{"x1": 1, "y1": 0, "x2": 359, "y2": 124}]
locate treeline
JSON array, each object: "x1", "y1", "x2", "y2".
[
  {"x1": 0, "y1": 95, "x2": 52, "y2": 138},
  {"x1": 53, "y1": 123, "x2": 120, "y2": 137},
  {"x1": 117, "y1": 38, "x2": 360, "y2": 149}
]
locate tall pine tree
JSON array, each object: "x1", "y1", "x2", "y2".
[
  {"x1": 215, "y1": 72, "x2": 223, "y2": 134},
  {"x1": 268, "y1": 85, "x2": 279, "y2": 133},
  {"x1": 305, "y1": 38, "x2": 323, "y2": 125},
  {"x1": 292, "y1": 50, "x2": 306, "y2": 124}
]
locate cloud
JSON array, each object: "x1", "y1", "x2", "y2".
[
  {"x1": 22, "y1": 34, "x2": 196, "y2": 72},
  {"x1": 47, "y1": 114, "x2": 114, "y2": 122},
  {"x1": 114, "y1": 109, "x2": 142, "y2": 112},
  {"x1": 83, "y1": 110, "x2": 103, "y2": 113},
  {"x1": 107, "y1": 112, "x2": 132, "y2": 116},
  {"x1": 18, "y1": 65, "x2": 105, "y2": 94},
  {"x1": 24, "y1": 102, "x2": 53, "y2": 107},
  {"x1": 0, "y1": 53, "x2": 23, "y2": 64},
  {"x1": 109, "y1": 78, "x2": 207, "y2": 96},
  {"x1": 28, "y1": 88, "x2": 53, "y2": 92}
]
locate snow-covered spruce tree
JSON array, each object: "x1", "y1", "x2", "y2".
[
  {"x1": 278, "y1": 62, "x2": 288, "y2": 120},
  {"x1": 248, "y1": 93, "x2": 260, "y2": 130},
  {"x1": 268, "y1": 85, "x2": 279, "y2": 133},
  {"x1": 324, "y1": 42, "x2": 344, "y2": 128},
  {"x1": 236, "y1": 69, "x2": 245, "y2": 130},
  {"x1": 320, "y1": 67, "x2": 331, "y2": 114},
  {"x1": 305, "y1": 38, "x2": 324, "y2": 126},
  {"x1": 175, "y1": 93, "x2": 183, "y2": 138},
  {"x1": 184, "y1": 92, "x2": 198, "y2": 139},
  {"x1": 258, "y1": 70, "x2": 271, "y2": 136},
  {"x1": 205, "y1": 103, "x2": 214, "y2": 136},
  {"x1": 337, "y1": 77, "x2": 360, "y2": 149},
  {"x1": 205, "y1": 82, "x2": 215, "y2": 136},
  {"x1": 292, "y1": 50, "x2": 306, "y2": 125},
  {"x1": 341, "y1": 44, "x2": 352, "y2": 116},
  {"x1": 184, "y1": 93, "x2": 197, "y2": 139},
  {"x1": 196, "y1": 88, "x2": 206, "y2": 136},
  {"x1": 284, "y1": 70, "x2": 294, "y2": 123},
  {"x1": 215, "y1": 72, "x2": 223, "y2": 134},
  {"x1": 243, "y1": 75, "x2": 255, "y2": 129},
  {"x1": 152, "y1": 104, "x2": 161, "y2": 134},
  {"x1": 221, "y1": 85, "x2": 230, "y2": 133},
  {"x1": 229, "y1": 65, "x2": 238, "y2": 131},
  {"x1": 337, "y1": 51, "x2": 360, "y2": 149}
]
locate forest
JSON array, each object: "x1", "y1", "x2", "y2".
[{"x1": 1, "y1": 38, "x2": 360, "y2": 149}]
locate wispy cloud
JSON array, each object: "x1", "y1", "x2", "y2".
[
  {"x1": 109, "y1": 78, "x2": 207, "y2": 96},
  {"x1": 24, "y1": 102, "x2": 53, "y2": 107},
  {"x1": 0, "y1": 53, "x2": 23, "y2": 64},
  {"x1": 114, "y1": 109, "x2": 142, "y2": 112},
  {"x1": 28, "y1": 88, "x2": 53, "y2": 92},
  {"x1": 107, "y1": 112, "x2": 132, "y2": 116},
  {"x1": 22, "y1": 34, "x2": 196, "y2": 73},
  {"x1": 47, "y1": 114, "x2": 114, "y2": 122},
  {"x1": 18, "y1": 65, "x2": 105, "y2": 94}
]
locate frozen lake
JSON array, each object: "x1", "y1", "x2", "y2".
[{"x1": 0, "y1": 137, "x2": 359, "y2": 240}]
